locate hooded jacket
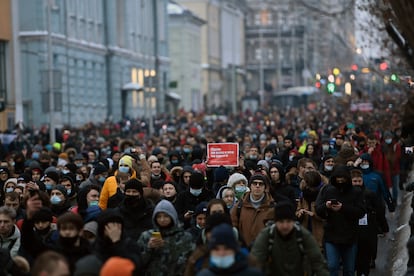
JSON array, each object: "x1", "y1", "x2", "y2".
[
  {"x1": 137, "y1": 200, "x2": 195, "y2": 275},
  {"x1": 0, "y1": 225, "x2": 21, "y2": 257},
  {"x1": 315, "y1": 166, "x2": 366, "y2": 244}
]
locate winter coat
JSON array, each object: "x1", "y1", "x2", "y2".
[
  {"x1": 315, "y1": 169, "x2": 365, "y2": 244},
  {"x1": 196, "y1": 251, "x2": 263, "y2": 276},
  {"x1": 230, "y1": 192, "x2": 275, "y2": 247},
  {"x1": 99, "y1": 169, "x2": 138, "y2": 210},
  {"x1": 251, "y1": 223, "x2": 329, "y2": 276},
  {"x1": 137, "y1": 200, "x2": 195, "y2": 276},
  {"x1": 53, "y1": 237, "x2": 91, "y2": 274},
  {"x1": 116, "y1": 198, "x2": 154, "y2": 241},
  {"x1": 0, "y1": 225, "x2": 21, "y2": 257},
  {"x1": 383, "y1": 141, "x2": 402, "y2": 176},
  {"x1": 362, "y1": 167, "x2": 395, "y2": 212},
  {"x1": 175, "y1": 189, "x2": 215, "y2": 225},
  {"x1": 297, "y1": 198, "x2": 325, "y2": 249},
  {"x1": 361, "y1": 145, "x2": 392, "y2": 187}
]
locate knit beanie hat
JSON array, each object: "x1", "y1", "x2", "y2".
[
  {"x1": 93, "y1": 164, "x2": 107, "y2": 175},
  {"x1": 208, "y1": 223, "x2": 239, "y2": 251},
  {"x1": 44, "y1": 171, "x2": 60, "y2": 183},
  {"x1": 226, "y1": 173, "x2": 248, "y2": 188},
  {"x1": 274, "y1": 201, "x2": 296, "y2": 221},
  {"x1": 100, "y1": 257, "x2": 136, "y2": 276},
  {"x1": 124, "y1": 179, "x2": 144, "y2": 196},
  {"x1": 32, "y1": 207, "x2": 53, "y2": 223},
  {"x1": 74, "y1": 255, "x2": 102, "y2": 276},
  {"x1": 189, "y1": 172, "x2": 205, "y2": 189},
  {"x1": 119, "y1": 155, "x2": 133, "y2": 169},
  {"x1": 248, "y1": 173, "x2": 268, "y2": 187},
  {"x1": 52, "y1": 184, "x2": 68, "y2": 198},
  {"x1": 194, "y1": 201, "x2": 208, "y2": 216}
]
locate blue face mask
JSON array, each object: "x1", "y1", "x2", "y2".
[
  {"x1": 89, "y1": 200, "x2": 99, "y2": 207},
  {"x1": 210, "y1": 254, "x2": 235, "y2": 269},
  {"x1": 98, "y1": 176, "x2": 106, "y2": 183},
  {"x1": 118, "y1": 166, "x2": 130, "y2": 174},
  {"x1": 235, "y1": 186, "x2": 246, "y2": 193},
  {"x1": 50, "y1": 195, "x2": 62, "y2": 205},
  {"x1": 61, "y1": 169, "x2": 70, "y2": 174},
  {"x1": 171, "y1": 160, "x2": 179, "y2": 165},
  {"x1": 5, "y1": 187, "x2": 14, "y2": 193},
  {"x1": 183, "y1": 148, "x2": 191, "y2": 153},
  {"x1": 45, "y1": 183, "x2": 53, "y2": 190},
  {"x1": 66, "y1": 189, "x2": 72, "y2": 195},
  {"x1": 190, "y1": 188, "x2": 202, "y2": 197}
]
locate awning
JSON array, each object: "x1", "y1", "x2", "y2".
[{"x1": 166, "y1": 92, "x2": 181, "y2": 101}]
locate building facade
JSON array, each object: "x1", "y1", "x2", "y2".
[
  {"x1": 168, "y1": 1, "x2": 205, "y2": 112},
  {"x1": 176, "y1": 0, "x2": 246, "y2": 113},
  {"x1": 245, "y1": 0, "x2": 355, "y2": 104},
  {"x1": 0, "y1": 0, "x2": 16, "y2": 130},
  {"x1": 11, "y1": 0, "x2": 169, "y2": 130}
]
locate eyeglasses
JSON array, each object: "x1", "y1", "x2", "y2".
[{"x1": 251, "y1": 181, "x2": 265, "y2": 186}]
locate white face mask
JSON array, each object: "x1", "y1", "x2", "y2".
[
  {"x1": 324, "y1": 165, "x2": 334, "y2": 171},
  {"x1": 361, "y1": 164, "x2": 369, "y2": 170},
  {"x1": 322, "y1": 145, "x2": 330, "y2": 151},
  {"x1": 190, "y1": 188, "x2": 202, "y2": 196},
  {"x1": 385, "y1": 138, "x2": 392, "y2": 144}
]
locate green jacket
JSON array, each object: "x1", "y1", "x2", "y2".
[{"x1": 250, "y1": 223, "x2": 329, "y2": 276}]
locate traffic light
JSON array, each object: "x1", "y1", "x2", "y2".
[
  {"x1": 351, "y1": 64, "x2": 358, "y2": 71},
  {"x1": 327, "y1": 83, "x2": 335, "y2": 94},
  {"x1": 391, "y1": 73, "x2": 399, "y2": 82},
  {"x1": 315, "y1": 81, "x2": 321, "y2": 88},
  {"x1": 379, "y1": 62, "x2": 388, "y2": 71}
]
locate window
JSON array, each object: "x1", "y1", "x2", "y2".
[{"x1": 255, "y1": 48, "x2": 262, "y2": 60}]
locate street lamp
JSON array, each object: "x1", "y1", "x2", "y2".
[{"x1": 121, "y1": 82, "x2": 144, "y2": 119}]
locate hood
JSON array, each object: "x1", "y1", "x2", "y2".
[
  {"x1": 152, "y1": 199, "x2": 179, "y2": 228},
  {"x1": 226, "y1": 173, "x2": 248, "y2": 188},
  {"x1": 330, "y1": 165, "x2": 352, "y2": 191},
  {"x1": 97, "y1": 209, "x2": 124, "y2": 238}
]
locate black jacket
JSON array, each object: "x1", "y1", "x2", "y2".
[
  {"x1": 315, "y1": 167, "x2": 366, "y2": 244},
  {"x1": 175, "y1": 189, "x2": 214, "y2": 227}
]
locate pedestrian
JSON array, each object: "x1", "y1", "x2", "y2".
[
  {"x1": 197, "y1": 223, "x2": 263, "y2": 276},
  {"x1": 31, "y1": 250, "x2": 70, "y2": 276},
  {"x1": 137, "y1": 199, "x2": 194, "y2": 275},
  {"x1": 315, "y1": 165, "x2": 366, "y2": 276},
  {"x1": 251, "y1": 201, "x2": 328, "y2": 275}
]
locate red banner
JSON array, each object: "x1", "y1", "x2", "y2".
[{"x1": 206, "y1": 143, "x2": 239, "y2": 167}]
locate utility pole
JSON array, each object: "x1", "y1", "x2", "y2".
[
  {"x1": 46, "y1": 0, "x2": 55, "y2": 143},
  {"x1": 259, "y1": 27, "x2": 264, "y2": 107}
]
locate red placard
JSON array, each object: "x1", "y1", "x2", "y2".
[{"x1": 206, "y1": 143, "x2": 239, "y2": 167}]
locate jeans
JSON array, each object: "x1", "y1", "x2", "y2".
[{"x1": 325, "y1": 242, "x2": 357, "y2": 276}]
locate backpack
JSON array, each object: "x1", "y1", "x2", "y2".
[{"x1": 267, "y1": 222, "x2": 304, "y2": 257}]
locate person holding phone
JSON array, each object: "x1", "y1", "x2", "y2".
[
  {"x1": 315, "y1": 165, "x2": 366, "y2": 276},
  {"x1": 137, "y1": 200, "x2": 195, "y2": 275}
]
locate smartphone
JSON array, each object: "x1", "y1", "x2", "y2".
[
  {"x1": 151, "y1": 231, "x2": 162, "y2": 239},
  {"x1": 405, "y1": 146, "x2": 414, "y2": 154},
  {"x1": 330, "y1": 199, "x2": 339, "y2": 205}
]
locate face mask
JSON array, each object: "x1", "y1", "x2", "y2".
[
  {"x1": 89, "y1": 200, "x2": 99, "y2": 207},
  {"x1": 361, "y1": 164, "x2": 369, "y2": 170},
  {"x1": 324, "y1": 165, "x2": 333, "y2": 171},
  {"x1": 76, "y1": 163, "x2": 83, "y2": 168},
  {"x1": 289, "y1": 155, "x2": 294, "y2": 161},
  {"x1": 235, "y1": 186, "x2": 246, "y2": 193},
  {"x1": 118, "y1": 166, "x2": 130, "y2": 174},
  {"x1": 249, "y1": 155, "x2": 257, "y2": 160},
  {"x1": 50, "y1": 195, "x2": 62, "y2": 205},
  {"x1": 76, "y1": 175, "x2": 83, "y2": 181},
  {"x1": 265, "y1": 156, "x2": 271, "y2": 161},
  {"x1": 385, "y1": 138, "x2": 392, "y2": 144},
  {"x1": 171, "y1": 160, "x2": 179, "y2": 165},
  {"x1": 98, "y1": 176, "x2": 106, "y2": 183},
  {"x1": 175, "y1": 147, "x2": 182, "y2": 151},
  {"x1": 32, "y1": 152, "x2": 40, "y2": 160},
  {"x1": 36, "y1": 226, "x2": 51, "y2": 235},
  {"x1": 66, "y1": 189, "x2": 72, "y2": 195},
  {"x1": 9, "y1": 162, "x2": 15, "y2": 167},
  {"x1": 210, "y1": 254, "x2": 235, "y2": 269},
  {"x1": 45, "y1": 183, "x2": 53, "y2": 190},
  {"x1": 322, "y1": 145, "x2": 330, "y2": 151},
  {"x1": 61, "y1": 169, "x2": 70, "y2": 174},
  {"x1": 270, "y1": 139, "x2": 277, "y2": 144},
  {"x1": 124, "y1": 195, "x2": 141, "y2": 208},
  {"x1": 59, "y1": 236, "x2": 78, "y2": 247},
  {"x1": 5, "y1": 187, "x2": 14, "y2": 193},
  {"x1": 190, "y1": 188, "x2": 202, "y2": 197},
  {"x1": 183, "y1": 148, "x2": 191, "y2": 153}
]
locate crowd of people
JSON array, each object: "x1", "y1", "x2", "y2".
[{"x1": 0, "y1": 94, "x2": 412, "y2": 276}]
